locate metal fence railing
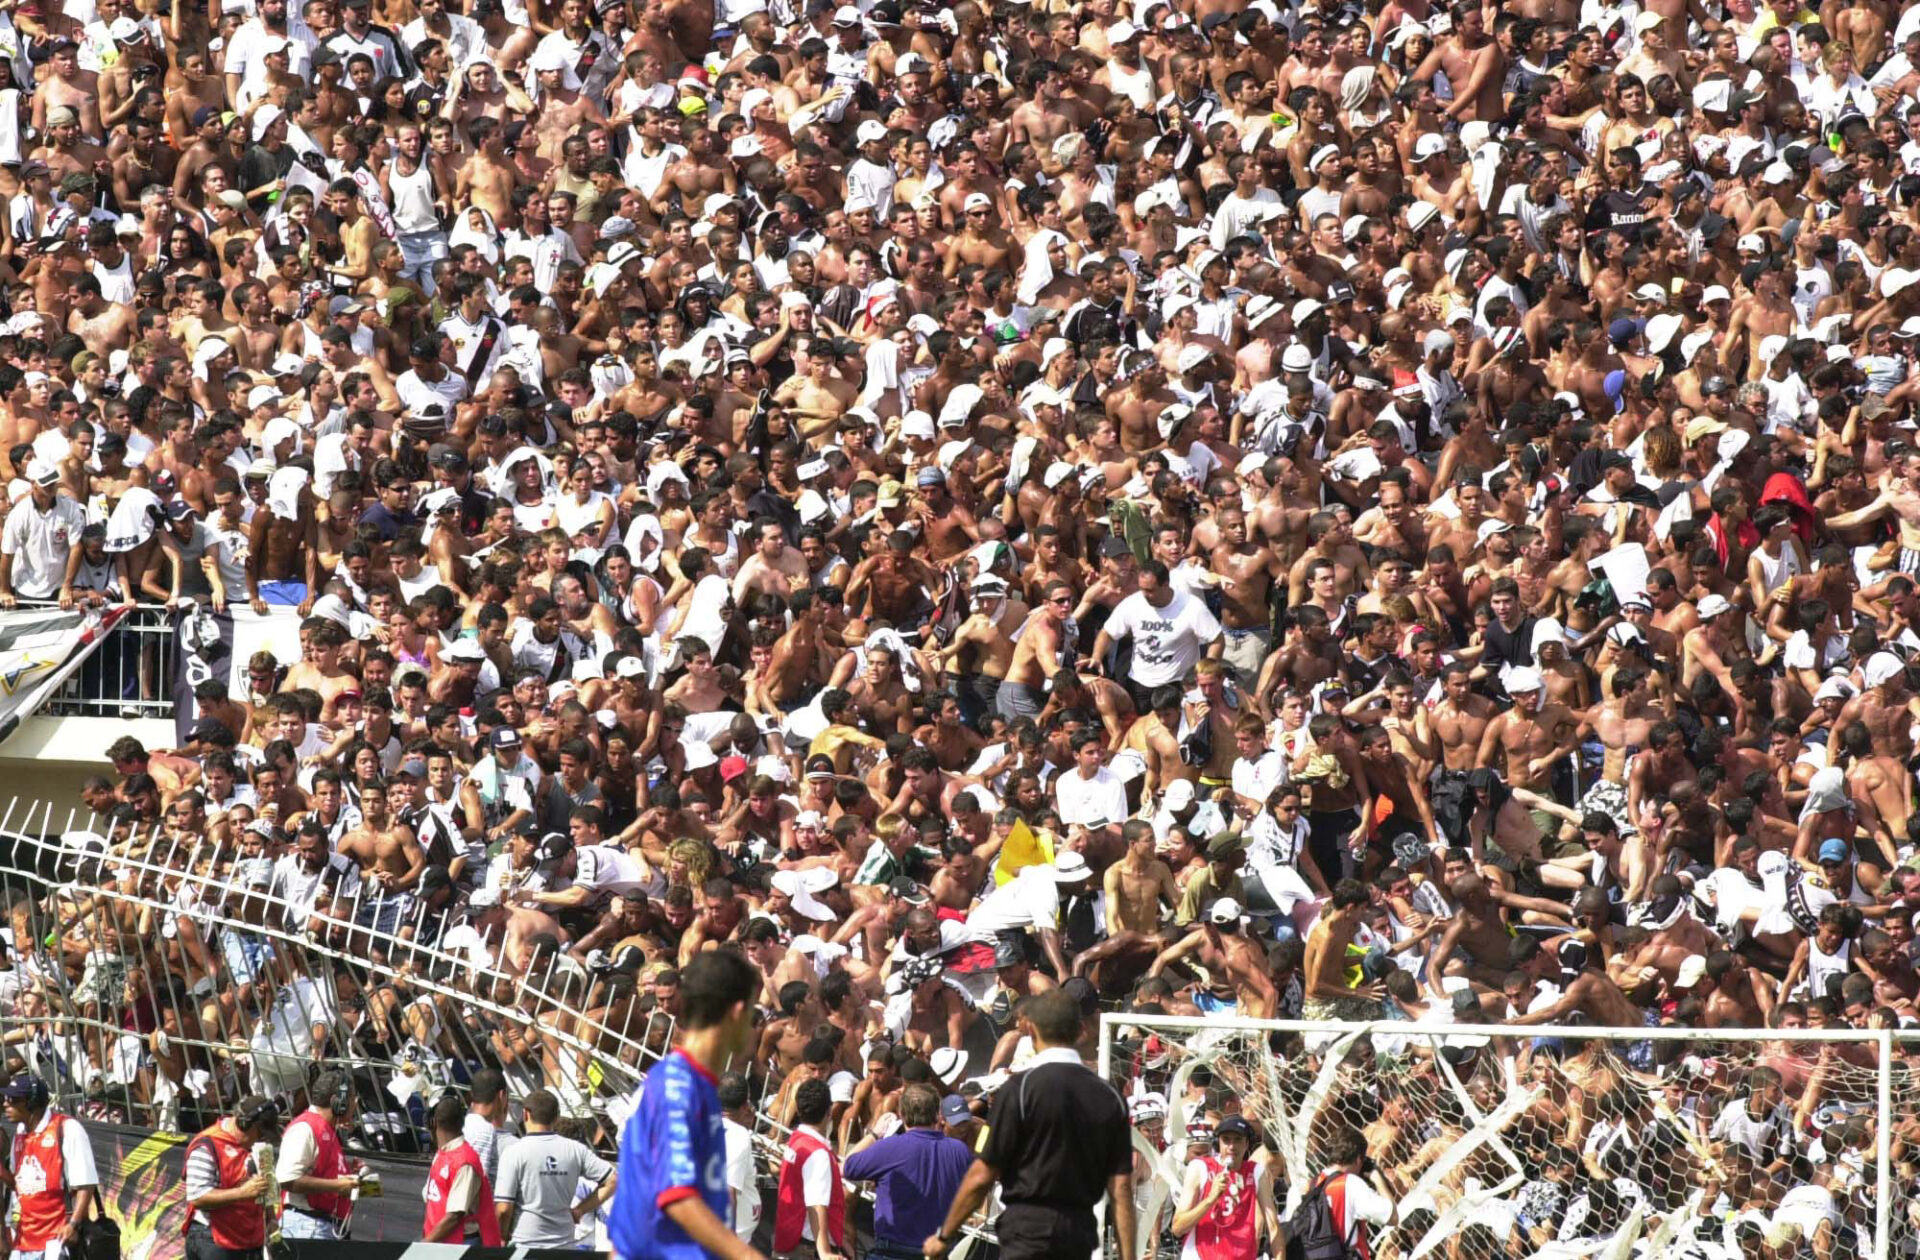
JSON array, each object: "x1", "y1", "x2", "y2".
[
  {"x1": 17, "y1": 600, "x2": 180, "y2": 721},
  {"x1": 0, "y1": 802, "x2": 669, "y2": 1150},
  {"x1": 1101, "y1": 1013, "x2": 1914, "y2": 1260}
]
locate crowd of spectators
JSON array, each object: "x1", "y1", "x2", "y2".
[{"x1": 12, "y1": 0, "x2": 1920, "y2": 1250}]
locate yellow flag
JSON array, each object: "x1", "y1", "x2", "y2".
[{"x1": 995, "y1": 819, "x2": 1055, "y2": 886}]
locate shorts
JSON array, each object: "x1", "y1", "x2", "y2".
[
  {"x1": 355, "y1": 890, "x2": 414, "y2": 936},
  {"x1": 1220, "y1": 625, "x2": 1272, "y2": 686},
  {"x1": 397, "y1": 230, "x2": 448, "y2": 285},
  {"x1": 249, "y1": 1044, "x2": 310, "y2": 1096},
  {"x1": 996, "y1": 678, "x2": 1046, "y2": 720},
  {"x1": 220, "y1": 930, "x2": 274, "y2": 985},
  {"x1": 1193, "y1": 990, "x2": 1238, "y2": 1014},
  {"x1": 73, "y1": 952, "x2": 128, "y2": 1006},
  {"x1": 281, "y1": 1208, "x2": 346, "y2": 1240},
  {"x1": 256, "y1": 580, "x2": 309, "y2": 606},
  {"x1": 955, "y1": 672, "x2": 1002, "y2": 727},
  {"x1": 1303, "y1": 994, "x2": 1385, "y2": 1023}
]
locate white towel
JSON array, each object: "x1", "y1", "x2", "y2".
[
  {"x1": 102, "y1": 486, "x2": 160, "y2": 554},
  {"x1": 267, "y1": 465, "x2": 310, "y2": 522}
]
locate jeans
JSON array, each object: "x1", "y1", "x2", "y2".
[{"x1": 279, "y1": 1209, "x2": 344, "y2": 1240}]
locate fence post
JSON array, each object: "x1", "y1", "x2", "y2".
[{"x1": 1879, "y1": 1027, "x2": 1893, "y2": 1260}]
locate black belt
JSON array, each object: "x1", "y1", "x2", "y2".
[{"x1": 285, "y1": 1206, "x2": 349, "y2": 1224}]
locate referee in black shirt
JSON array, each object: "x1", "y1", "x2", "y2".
[{"x1": 922, "y1": 989, "x2": 1137, "y2": 1260}]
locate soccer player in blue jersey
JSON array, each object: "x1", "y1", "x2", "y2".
[{"x1": 608, "y1": 949, "x2": 765, "y2": 1260}]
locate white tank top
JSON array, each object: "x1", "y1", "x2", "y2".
[
  {"x1": 1106, "y1": 59, "x2": 1154, "y2": 109},
  {"x1": 1805, "y1": 935, "x2": 1851, "y2": 1001},
  {"x1": 91, "y1": 252, "x2": 134, "y2": 304},
  {"x1": 554, "y1": 490, "x2": 611, "y2": 544},
  {"x1": 387, "y1": 159, "x2": 440, "y2": 236}
]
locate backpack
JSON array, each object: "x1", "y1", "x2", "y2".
[{"x1": 1283, "y1": 1173, "x2": 1352, "y2": 1260}]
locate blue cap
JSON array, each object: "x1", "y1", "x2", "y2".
[
  {"x1": 1607, "y1": 317, "x2": 1641, "y2": 347},
  {"x1": 1603, "y1": 369, "x2": 1628, "y2": 413},
  {"x1": 940, "y1": 1094, "x2": 971, "y2": 1125},
  {"x1": 1819, "y1": 838, "x2": 1851, "y2": 864}
]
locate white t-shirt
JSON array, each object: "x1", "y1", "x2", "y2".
[
  {"x1": 569, "y1": 844, "x2": 656, "y2": 900},
  {"x1": 1327, "y1": 1167, "x2": 1394, "y2": 1244},
  {"x1": 1053, "y1": 766, "x2": 1129, "y2": 827},
  {"x1": 13, "y1": 1108, "x2": 100, "y2": 1195},
  {"x1": 723, "y1": 1116, "x2": 760, "y2": 1240},
  {"x1": 1231, "y1": 749, "x2": 1287, "y2": 804},
  {"x1": 1104, "y1": 589, "x2": 1222, "y2": 687},
  {"x1": 1, "y1": 494, "x2": 85, "y2": 599},
  {"x1": 964, "y1": 865, "x2": 1065, "y2": 939},
  {"x1": 789, "y1": 1123, "x2": 835, "y2": 1240}
]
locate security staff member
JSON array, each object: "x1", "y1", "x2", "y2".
[
  {"x1": 2, "y1": 1074, "x2": 100, "y2": 1259},
  {"x1": 277, "y1": 1071, "x2": 365, "y2": 1240},
  {"x1": 923, "y1": 989, "x2": 1137, "y2": 1260},
  {"x1": 183, "y1": 1096, "x2": 282, "y2": 1260}
]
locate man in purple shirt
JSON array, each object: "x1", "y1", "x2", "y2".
[{"x1": 841, "y1": 1085, "x2": 975, "y2": 1259}]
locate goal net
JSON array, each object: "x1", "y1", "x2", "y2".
[{"x1": 1098, "y1": 1014, "x2": 1916, "y2": 1260}]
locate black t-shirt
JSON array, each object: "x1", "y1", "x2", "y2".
[
  {"x1": 1481, "y1": 614, "x2": 1538, "y2": 674},
  {"x1": 1583, "y1": 183, "x2": 1656, "y2": 236},
  {"x1": 238, "y1": 143, "x2": 296, "y2": 216},
  {"x1": 980, "y1": 1056, "x2": 1130, "y2": 1219}
]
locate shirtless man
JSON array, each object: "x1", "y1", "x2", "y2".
[
  {"x1": 33, "y1": 46, "x2": 102, "y2": 142},
  {"x1": 1839, "y1": 721, "x2": 1911, "y2": 870},
  {"x1": 731, "y1": 520, "x2": 809, "y2": 603},
  {"x1": 1286, "y1": 511, "x2": 1372, "y2": 605},
  {"x1": 1117, "y1": 689, "x2": 1189, "y2": 805},
  {"x1": 1210, "y1": 507, "x2": 1285, "y2": 690},
  {"x1": 1474, "y1": 668, "x2": 1579, "y2": 796},
  {"x1": 246, "y1": 474, "x2": 321, "y2": 616},
  {"x1": 336, "y1": 781, "x2": 428, "y2": 939},
  {"x1": 1822, "y1": 446, "x2": 1920, "y2": 568},
  {"x1": 1428, "y1": 872, "x2": 1569, "y2": 994},
  {"x1": 999, "y1": 580, "x2": 1074, "y2": 722},
  {"x1": 1587, "y1": 664, "x2": 1659, "y2": 786},
  {"x1": 454, "y1": 117, "x2": 519, "y2": 227},
  {"x1": 844, "y1": 646, "x2": 915, "y2": 735},
  {"x1": 1072, "y1": 821, "x2": 1179, "y2": 991},
  {"x1": 1510, "y1": 942, "x2": 1649, "y2": 1027},
  {"x1": 1413, "y1": 3, "x2": 1507, "y2": 124},
  {"x1": 1146, "y1": 895, "x2": 1279, "y2": 1018},
  {"x1": 1431, "y1": 662, "x2": 1496, "y2": 771},
  {"x1": 1835, "y1": 651, "x2": 1917, "y2": 763},
  {"x1": 935, "y1": 579, "x2": 1020, "y2": 724},
  {"x1": 1300, "y1": 879, "x2": 1385, "y2": 1020}
]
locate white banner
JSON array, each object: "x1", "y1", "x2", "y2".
[{"x1": 0, "y1": 606, "x2": 130, "y2": 746}]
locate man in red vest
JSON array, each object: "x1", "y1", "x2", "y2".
[
  {"x1": 422, "y1": 1095, "x2": 502, "y2": 1246},
  {"x1": 2, "y1": 1075, "x2": 99, "y2": 1259},
  {"x1": 183, "y1": 1095, "x2": 282, "y2": 1260},
  {"x1": 772, "y1": 1078, "x2": 845, "y2": 1260},
  {"x1": 276, "y1": 1070, "x2": 366, "y2": 1241},
  {"x1": 1170, "y1": 1114, "x2": 1276, "y2": 1260}
]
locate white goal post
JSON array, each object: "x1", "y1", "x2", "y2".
[{"x1": 1097, "y1": 1014, "x2": 1909, "y2": 1260}]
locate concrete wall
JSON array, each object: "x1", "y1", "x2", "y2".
[{"x1": 0, "y1": 715, "x2": 176, "y2": 824}]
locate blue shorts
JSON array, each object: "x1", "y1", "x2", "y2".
[
  {"x1": 1194, "y1": 991, "x2": 1237, "y2": 1014},
  {"x1": 257, "y1": 580, "x2": 309, "y2": 606},
  {"x1": 220, "y1": 929, "x2": 274, "y2": 984}
]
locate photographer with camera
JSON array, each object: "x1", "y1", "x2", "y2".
[
  {"x1": 275, "y1": 1071, "x2": 367, "y2": 1241},
  {"x1": 1280, "y1": 1127, "x2": 1397, "y2": 1260},
  {"x1": 1, "y1": 1075, "x2": 100, "y2": 1260},
  {"x1": 182, "y1": 1096, "x2": 282, "y2": 1260}
]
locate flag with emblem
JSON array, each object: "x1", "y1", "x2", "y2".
[{"x1": 0, "y1": 606, "x2": 129, "y2": 748}]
